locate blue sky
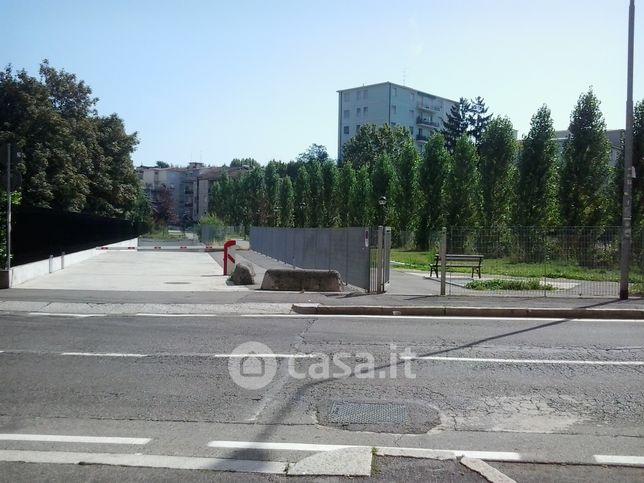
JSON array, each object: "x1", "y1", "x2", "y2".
[{"x1": 2, "y1": 0, "x2": 642, "y2": 166}]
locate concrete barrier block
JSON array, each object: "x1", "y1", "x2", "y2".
[
  {"x1": 230, "y1": 262, "x2": 255, "y2": 285},
  {"x1": 261, "y1": 269, "x2": 342, "y2": 292}
]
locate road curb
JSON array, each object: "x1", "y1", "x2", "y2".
[
  {"x1": 291, "y1": 304, "x2": 644, "y2": 319},
  {"x1": 460, "y1": 457, "x2": 517, "y2": 483}
]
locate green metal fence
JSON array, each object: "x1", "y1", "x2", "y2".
[{"x1": 415, "y1": 226, "x2": 642, "y2": 298}]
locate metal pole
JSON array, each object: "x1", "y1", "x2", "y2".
[
  {"x1": 6, "y1": 143, "x2": 11, "y2": 271},
  {"x1": 620, "y1": 0, "x2": 635, "y2": 300},
  {"x1": 376, "y1": 226, "x2": 383, "y2": 293},
  {"x1": 440, "y1": 227, "x2": 447, "y2": 296}
]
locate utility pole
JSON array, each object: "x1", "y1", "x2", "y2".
[
  {"x1": 620, "y1": 0, "x2": 635, "y2": 300},
  {"x1": 5, "y1": 143, "x2": 11, "y2": 271}
]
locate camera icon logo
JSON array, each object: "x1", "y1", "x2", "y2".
[{"x1": 228, "y1": 341, "x2": 277, "y2": 390}]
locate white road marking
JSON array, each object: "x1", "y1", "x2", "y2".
[
  {"x1": 134, "y1": 313, "x2": 218, "y2": 317},
  {"x1": 402, "y1": 356, "x2": 644, "y2": 365},
  {"x1": 60, "y1": 352, "x2": 148, "y2": 358},
  {"x1": 593, "y1": 454, "x2": 644, "y2": 466},
  {"x1": 0, "y1": 434, "x2": 150, "y2": 445},
  {"x1": 0, "y1": 450, "x2": 287, "y2": 473},
  {"x1": 28, "y1": 312, "x2": 105, "y2": 318},
  {"x1": 207, "y1": 441, "x2": 523, "y2": 461}
]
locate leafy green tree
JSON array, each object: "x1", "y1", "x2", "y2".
[
  {"x1": 468, "y1": 96, "x2": 493, "y2": 147},
  {"x1": 128, "y1": 189, "x2": 153, "y2": 225},
  {"x1": 0, "y1": 61, "x2": 140, "y2": 217},
  {"x1": 478, "y1": 117, "x2": 517, "y2": 227},
  {"x1": 415, "y1": 133, "x2": 450, "y2": 249},
  {"x1": 155, "y1": 161, "x2": 169, "y2": 168},
  {"x1": 321, "y1": 160, "x2": 340, "y2": 227},
  {"x1": 560, "y1": 89, "x2": 612, "y2": 227},
  {"x1": 338, "y1": 162, "x2": 356, "y2": 227},
  {"x1": 442, "y1": 97, "x2": 471, "y2": 153},
  {"x1": 342, "y1": 124, "x2": 411, "y2": 171},
  {"x1": 242, "y1": 167, "x2": 268, "y2": 226},
  {"x1": 264, "y1": 161, "x2": 281, "y2": 225},
  {"x1": 230, "y1": 158, "x2": 259, "y2": 169},
  {"x1": 154, "y1": 185, "x2": 177, "y2": 226},
  {"x1": 307, "y1": 160, "x2": 324, "y2": 226},
  {"x1": 444, "y1": 136, "x2": 479, "y2": 229},
  {"x1": 514, "y1": 105, "x2": 559, "y2": 227},
  {"x1": 294, "y1": 165, "x2": 310, "y2": 227},
  {"x1": 350, "y1": 164, "x2": 373, "y2": 226},
  {"x1": 297, "y1": 144, "x2": 329, "y2": 164},
  {"x1": 279, "y1": 175, "x2": 295, "y2": 227},
  {"x1": 371, "y1": 153, "x2": 400, "y2": 228},
  {"x1": 394, "y1": 139, "x2": 419, "y2": 234}
]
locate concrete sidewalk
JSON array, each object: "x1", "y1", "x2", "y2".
[{"x1": 15, "y1": 251, "x2": 249, "y2": 292}]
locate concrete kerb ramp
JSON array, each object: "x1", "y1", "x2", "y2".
[{"x1": 260, "y1": 268, "x2": 342, "y2": 292}]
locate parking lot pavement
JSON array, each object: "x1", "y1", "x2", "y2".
[{"x1": 14, "y1": 251, "x2": 250, "y2": 292}]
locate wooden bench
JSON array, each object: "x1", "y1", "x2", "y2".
[{"x1": 430, "y1": 254, "x2": 484, "y2": 279}]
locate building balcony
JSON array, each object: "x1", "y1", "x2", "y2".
[
  {"x1": 416, "y1": 116, "x2": 440, "y2": 128},
  {"x1": 417, "y1": 102, "x2": 442, "y2": 113},
  {"x1": 416, "y1": 133, "x2": 429, "y2": 143}
]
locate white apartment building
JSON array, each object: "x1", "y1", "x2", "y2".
[{"x1": 337, "y1": 82, "x2": 457, "y2": 160}]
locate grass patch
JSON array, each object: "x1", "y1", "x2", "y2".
[
  {"x1": 390, "y1": 249, "x2": 644, "y2": 283},
  {"x1": 142, "y1": 229, "x2": 186, "y2": 240},
  {"x1": 466, "y1": 279, "x2": 554, "y2": 291},
  {"x1": 633, "y1": 283, "x2": 644, "y2": 296}
]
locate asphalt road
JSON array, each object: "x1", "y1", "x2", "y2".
[{"x1": 0, "y1": 312, "x2": 642, "y2": 481}]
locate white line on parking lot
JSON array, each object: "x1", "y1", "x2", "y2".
[
  {"x1": 0, "y1": 434, "x2": 150, "y2": 445},
  {"x1": 402, "y1": 356, "x2": 644, "y2": 365}
]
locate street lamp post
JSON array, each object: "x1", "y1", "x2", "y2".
[
  {"x1": 378, "y1": 196, "x2": 387, "y2": 227},
  {"x1": 299, "y1": 201, "x2": 306, "y2": 227},
  {"x1": 620, "y1": 0, "x2": 635, "y2": 300}
]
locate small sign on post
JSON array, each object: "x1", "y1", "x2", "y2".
[{"x1": 224, "y1": 240, "x2": 237, "y2": 275}]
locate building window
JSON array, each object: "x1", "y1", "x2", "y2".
[
  {"x1": 391, "y1": 122, "x2": 396, "y2": 126},
  {"x1": 343, "y1": 125, "x2": 349, "y2": 135},
  {"x1": 363, "y1": 89, "x2": 368, "y2": 99},
  {"x1": 410, "y1": 92, "x2": 415, "y2": 102},
  {"x1": 409, "y1": 109, "x2": 414, "y2": 119},
  {"x1": 356, "y1": 107, "x2": 361, "y2": 117},
  {"x1": 343, "y1": 109, "x2": 349, "y2": 119},
  {"x1": 357, "y1": 90, "x2": 362, "y2": 100},
  {"x1": 409, "y1": 126, "x2": 414, "y2": 135},
  {"x1": 356, "y1": 124, "x2": 361, "y2": 133},
  {"x1": 392, "y1": 87, "x2": 397, "y2": 97},
  {"x1": 343, "y1": 92, "x2": 350, "y2": 101},
  {"x1": 392, "y1": 105, "x2": 397, "y2": 115},
  {"x1": 363, "y1": 106, "x2": 368, "y2": 116}
]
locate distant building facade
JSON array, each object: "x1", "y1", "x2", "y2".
[
  {"x1": 554, "y1": 129, "x2": 624, "y2": 166},
  {"x1": 136, "y1": 162, "x2": 246, "y2": 224},
  {"x1": 337, "y1": 82, "x2": 457, "y2": 160}
]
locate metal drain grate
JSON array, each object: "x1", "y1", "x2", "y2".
[{"x1": 327, "y1": 402, "x2": 406, "y2": 424}]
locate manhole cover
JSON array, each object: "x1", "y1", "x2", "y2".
[
  {"x1": 327, "y1": 402, "x2": 406, "y2": 424},
  {"x1": 164, "y1": 281, "x2": 191, "y2": 285}
]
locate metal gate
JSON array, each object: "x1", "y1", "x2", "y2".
[{"x1": 369, "y1": 226, "x2": 391, "y2": 293}]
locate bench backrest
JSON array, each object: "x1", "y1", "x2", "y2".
[{"x1": 434, "y1": 254, "x2": 484, "y2": 262}]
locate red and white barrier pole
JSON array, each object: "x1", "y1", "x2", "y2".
[{"x1": 223, "y1": 240, "x2": 237, "y2": 275}]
